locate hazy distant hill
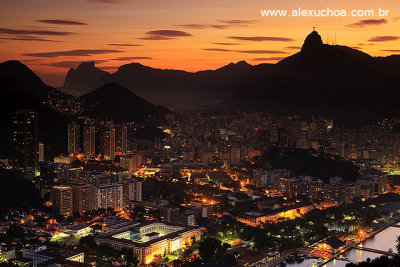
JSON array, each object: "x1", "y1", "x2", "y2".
[
  {"x1": 62, "y1": 60, "x2": 252, "y2": 105},
  {"x1": 223, "y1": 30, "x2": 400, "y2": 126},
  {"x1": 63, "y1": 61, "x2": 111, "y2": 96}
]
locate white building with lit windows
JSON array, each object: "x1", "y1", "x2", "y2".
[
  {"x1": 96, "y1": 183, "x2": 123, "y2": 210},
  {"x1": 96, "y1": 222, "x2": 202, "y2": 264}
]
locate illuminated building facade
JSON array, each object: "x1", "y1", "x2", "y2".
[
  {"x1": 71, "y1": 184, "x2": 96, "y2": 215},
  {"x1": 22, "y1": 245, "x2": 84, "y2": 266},
  {"x1": 123, "y1": 179, "x2": 142, "y2": 207},
  {"x1": 83, "y1": 125, "x2": 95, "y2": 156},
  {"x1": 116, "y1": 124, "x2": 128, "y2": 155},
  {"x1": 120, "y1": 153, "x2": 144, "y2": 172},
  {"x1": 96, "y1": 183, "x2": 123, "y2": 210},
  {"x1": 39, "y1": 142, "x2": 44, "y2": 162},
  {"x1": 102, "y1": 128, "x2": 115, "y2": 160},
  {"x1": 96, "y1": 222, "x2": 202, "y2": 264},
  {"x1": 12, "y1": 110, "x2": 39, "y2": 178},
  {"x1": 51, "y1": 186, "x2": 73, "y2": 216},
  {"x1": 67, "y1": 123, "x2": 80, "y2": 154},
  {"x1": 236, "y1": 205, "x2": 314, "y2": 227}
]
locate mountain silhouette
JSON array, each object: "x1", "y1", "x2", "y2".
[
  {"x1": 81, "y1": 83, "x2": 170, "y2": 124},
  {"x1": 223, "y1": 30, "x2": 400, "y2": 126},
  {"x1": 5, "y1": 29, "x2": 400, "y2": 128},
  {"x1": 0, "y1": 60, "x2": 58, "y2": 101},
  {"x1": 62, "y1": 60, "x2": 252, "y2": 104},
  {"x1": 62, "y1": 61, "x2": 110, "y2": 96}
]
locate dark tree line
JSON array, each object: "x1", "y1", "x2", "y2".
[
  {"x1": 173, "y1": 237, "x2": 236, "y2": 267},
  {"x1": 254, "y1": 147, "x2": 360, "y2": 182}
]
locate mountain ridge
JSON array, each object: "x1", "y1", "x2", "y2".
[
  {"x1": 4, "y1": 30, "x2": 400, "y2": 127},
  {"x1": 61, "y1": 60, "x2": 253, "y2": 104},
  {"x1": 223, "y1": 30, "x2": 400, "y2": 126}
]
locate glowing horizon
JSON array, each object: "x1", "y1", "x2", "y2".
[{"x1": 1, "y1": 0, "x2": 400, "y2": 87}]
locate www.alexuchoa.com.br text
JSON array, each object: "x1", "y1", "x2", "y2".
[{"x1": 261, "y1": 7, "x2": 390, "y2": 17}]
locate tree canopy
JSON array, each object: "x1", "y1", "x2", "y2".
[
  {"x1": 255, "y1": 148, "x2": 360, "y2": 182},
  {"x1": 0, "y1": 168, "x2": 43, "y2": 212}
]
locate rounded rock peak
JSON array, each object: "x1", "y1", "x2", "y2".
[
  {"x1": 76, "y1": 61, "x2": 96, "y2": 70},
  {"x1": 301, "y1": 30, "x2": 324, "y2": 52}
]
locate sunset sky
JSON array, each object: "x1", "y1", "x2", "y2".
[{"x1": 1, "y1": 0, "x2": 400, "y2": 87}]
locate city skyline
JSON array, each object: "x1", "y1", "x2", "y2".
[{"x1": 2, "y1": 1, "x2": 400, "y2": 266}]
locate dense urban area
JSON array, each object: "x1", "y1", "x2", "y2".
[
  {"x1": 2, "y1": 28, "x2": 400, "y2": 267},
  {"x1": 3, "y1": 103, "x2": 400, "y2": 267}
]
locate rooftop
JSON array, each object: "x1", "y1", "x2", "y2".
[
  {"x1": 97, "y1": 222, "x2": 200, "y2": 247},
  {"x1": 324, "y1": 236, "x2": 345, "y2": 250},
  {"x1": 66, "y1": 224, "x2": 89, "y2": 231}
]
